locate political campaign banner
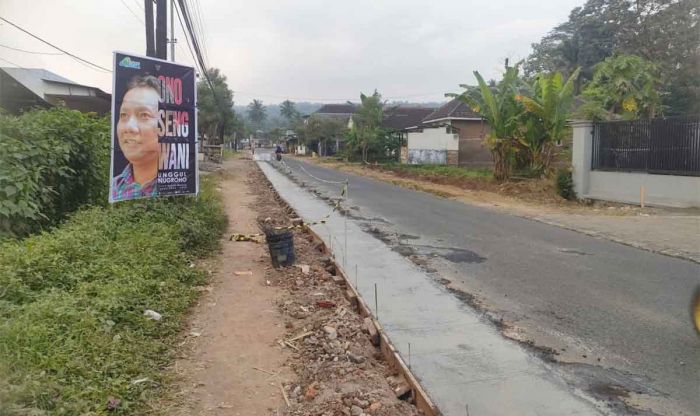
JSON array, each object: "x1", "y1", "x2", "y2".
[{"x1": 109, "y1": 51, "x2": 197, "y2": 203}]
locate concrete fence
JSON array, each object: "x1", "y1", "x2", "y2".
[{"x1": 571, "y1": 121, "x2": 700, "y2": 208}]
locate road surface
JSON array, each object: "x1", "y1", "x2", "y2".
[{"x1": 276, "y1": 156, "x2": 700, "y2": 415}]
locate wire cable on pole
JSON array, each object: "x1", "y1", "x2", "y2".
[{"x1": 0, "y1": 16, "x2": 111, "y2": 72}]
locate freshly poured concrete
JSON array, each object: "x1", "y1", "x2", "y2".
[{"x1": 258, "y1": 161, "x2": 602, "y2": 416}]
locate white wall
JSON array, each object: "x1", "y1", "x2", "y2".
[
  {"x1": 587, "y1": 171, "x2": 700, "y2": 208},
  {"x1": 407, "y1": 126, "x2": 459, "y2": 151},
  {"x1": 571, "y1": 121, "x2": 700, "y2": 208}
]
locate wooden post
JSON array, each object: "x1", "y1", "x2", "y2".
[{"x1": 640, "y1": 186, "x2": 646, "y2": 208}]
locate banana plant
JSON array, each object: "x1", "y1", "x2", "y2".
[
  {"x1": 516, "y1": 68, "x2": 580, "y2": 174},
  {"x1": 450, "y1": 65, "x2": 522, "y2": 181}
]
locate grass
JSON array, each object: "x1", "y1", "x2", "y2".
[
  {"x1": 0, "y1": 177, "x2": 227, "y2": 415},
  {"x1": 379, "y1": 163, "x2": 492, "y2": 179}
]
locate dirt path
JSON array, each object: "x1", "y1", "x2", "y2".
[
  {"x1": 160, "y1": 157, "x2": 422, "y2": 416},
  {"x1": 166, "y1": 157, "x2": 292, "y2": 415}
]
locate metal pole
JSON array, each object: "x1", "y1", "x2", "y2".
[
  {"x1": 144, "y1": 0, "x2": 156, "y2": 57},
  {"x1": 170, "y1": 0, "x2": 176, "y2": 61},
  {"x1": 408, "y1": 343, "x2": 411, "y2": 369},
  {"x1": 374, "y1": 283, "x2": 378, "y2": 320},
  {"x1": 155, "y1": 0, "x2": 168, "y2": 59}
]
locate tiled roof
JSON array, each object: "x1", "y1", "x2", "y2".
[
  {"x1": 381, "y1": 107, "x2": 435, "y2": 130},
  {"x1": 314, "y1": 103, "x2": 357, "y2": 115},
  {"x1": 422, "y1": 97, "x2": 480, "y2": 123}
]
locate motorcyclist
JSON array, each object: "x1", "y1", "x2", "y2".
[{"x1": 275, "y1": 144, "x2": 283, "y2": 161}]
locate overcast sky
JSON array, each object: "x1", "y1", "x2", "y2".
[{"x1": 0, "y1": 0, "x2": 584, "y2": 104}]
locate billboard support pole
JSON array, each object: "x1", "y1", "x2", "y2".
[
  {"x1": 144, "y1": 0, "x2": 156, "y2": 57},
  {"x1": 170, "y1": 0, "x2": 176, "y2": 61},
  {"x1": 155, "y1": 0, "x2": 168, "y2": 60}
]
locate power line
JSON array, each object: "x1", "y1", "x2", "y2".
[
  {"x1": 177, "y1": 0, "x2": 216, "y2": 96},
  {"x1": 119, "y1": 0, "x2": 145, "y2": 25},
  {"x1": 181, "y1": 0, "x2": 207, "y2": 69},
  {"x1": 190, "y1": 0, "x2": 208, "y2": 63},
  {"x1": 0, "y1": 56, "x2": 26, "y2": 68},
  {"x1": 0, "y1": 43, "x2": 64, "y2": 55},
  {"x1": 0, "y1": 16, "x2": 111, "y2": 72},
  {"x1": 173, "y1": 1, "x2": 202, "y2": 74}
]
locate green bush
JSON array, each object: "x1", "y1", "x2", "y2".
[
  {"x1": 0, "y1": 108, "x2": 110, "y2": 239},
  {"x1": 555, "y1": 168, "x2": 576, "y2": 200},
  {"x1": 0, "y1": 178, "x2": 227, "y2": 415}
]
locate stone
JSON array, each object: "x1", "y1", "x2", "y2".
[
  {"x1": 363, "y1": 317, "x2": 379, "y2": 346},
  {"x1": 351, "y1": 405, "x2": 363, "y2": 416},
  {"x1": 347, "y1": 351, "x2": 365, "y2": 364},
  {"x1": 323, "y1": 326, "x2": 337, "y2": 340},
  {"x1": 304, "y1": 385, "x2": 318, "y2": 401},
  {"x1": 369, "y1": 402, "x2": 382, "y2": 412}
]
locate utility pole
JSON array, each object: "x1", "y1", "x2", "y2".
[
  {"x1": 169, "y1": 0, "x2": 176, "y2": 61},
  {"x1": 155, "y1": 0, "x2": 168, "y2": 59},
  {"x1": 144, "y1": 0, "x2": 156, "y2": 57}
]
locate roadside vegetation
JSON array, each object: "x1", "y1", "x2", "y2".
[
  {"x1": 0, "y1": 178, "x2": 226, "y2": 414},
  {"x1": 0, "y1": 108, "x2": 110, "y2": 239},
  {"x1": 0, "y1": 107, "x2": 228, "y2": 414}
]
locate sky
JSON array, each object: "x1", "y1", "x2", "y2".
[{"x1": 0, "y1": 0, "x2": 585, "y2": 104}]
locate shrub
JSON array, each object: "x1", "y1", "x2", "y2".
[
  {"x1": 555, "y1": 168, "x2": 576, "y2": 200},
  {"x1": 0, "y1": 177, "x2": 227, "y2": 415},
  {"x1": 0, "y1": 108, "x2": 110, "y2": 239}
]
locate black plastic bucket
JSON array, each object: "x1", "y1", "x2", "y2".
[{"x1": 265, "y1": 228, "x2": 295, "y2": 268}]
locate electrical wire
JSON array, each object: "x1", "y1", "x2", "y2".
[
  {"x1": 0, "y1": 16, "x2": 111, "y2": 72},
  {"x1": 174, "y1": 1, "x2": 202, "y2": 74},
  {"x1": 0, "y1": 43, "x2": 63, "y2": 55},
  {"x1": 119, "y1": 0, "x2": 145, "y2": 25},
  {"x1": 0, "y1": 56, "x2": 26, "y2": 68}
]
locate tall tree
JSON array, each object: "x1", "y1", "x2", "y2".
[
  {"x1": 525, "y1": 0, "x2": 699, "y2": 115},
  {"x1": 197, "y1": 68, "x2": 237, "y2": 144},
  {"x1": 280, "y1": 100, "x2": 299, "y2": 123},
  {"x1": 247, "y1": 99, "x2": 267, "y2": 132},
  {"x1": 581, "y1": 54, "x2": 662, "y2": 119}
]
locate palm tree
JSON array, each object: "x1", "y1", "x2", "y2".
[
  {"x1": 516, "y1": 68, "x2": 580, "y2": 174},
  {"x1": 280, "y1": 100, "x2": 299, "y2": 123},
  {"x1": 247, "y1": 99, "x2": 267, "y2": 131},
  {"x1": 452, "y1": 66, "x2": 522, "y2": 181}
]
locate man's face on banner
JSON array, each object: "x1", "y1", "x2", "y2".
[{"x1": 117, "y1": 87, "x2": 160, "y2": 166}]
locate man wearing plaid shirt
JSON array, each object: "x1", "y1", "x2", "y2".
[{"x1": 111, "y1": 75, "x2": 161, "y2": 202}]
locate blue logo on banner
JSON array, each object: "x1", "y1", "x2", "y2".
[{"x1": 119, "y1": 57, "x2": 140, "y2": 69}]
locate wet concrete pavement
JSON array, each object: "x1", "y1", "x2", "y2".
[
  {"x1": 269, "y1": 156, "x2": 700, "y2": 415},
  {"x1": 258, "y1": 160, "x2": 610, "y2": 415}
]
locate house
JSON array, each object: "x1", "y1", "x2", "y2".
[
  {"x1": 305, "y1": 103, "x2": 357, "y2": 155},
  {"x1": 381, "y1": 106, "x2": 435, "y2": 161},
  {"x1": 405, "y1": 98, "x2": 491, "y2": 167},
  {"x1": 0, "y1": 67, "x2": 111, "y2": 115}
]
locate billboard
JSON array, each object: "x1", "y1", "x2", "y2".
[{"x1": 109, "y1": 51, "x2": 197, "y2": 203}]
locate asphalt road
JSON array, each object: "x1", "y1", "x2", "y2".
[{"x1": 279, "y1": 156, "x2": 700, "y2": 415}]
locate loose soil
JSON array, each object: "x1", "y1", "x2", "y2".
[
  {"x1": 304, "y1": 157, "x2": 660, "y2": 217},
  {"x1": 159, "y1": 157, "x2": 421, "y2": 416}
]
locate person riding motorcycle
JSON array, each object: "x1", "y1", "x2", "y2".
[{"x1": 275, "y1": 144, "x2": 283, "y2": 161}]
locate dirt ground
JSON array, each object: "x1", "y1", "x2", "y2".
[
  {"x1": 301, "y1": 157, "x2": 700, "y2": 263},
  {"x1": 159, "y1": 157, "x2": 422, "y2": 416}
]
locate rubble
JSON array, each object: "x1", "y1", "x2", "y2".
[{"x1": 250, "y1": 168, "x2": 421, "y2": 416}]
